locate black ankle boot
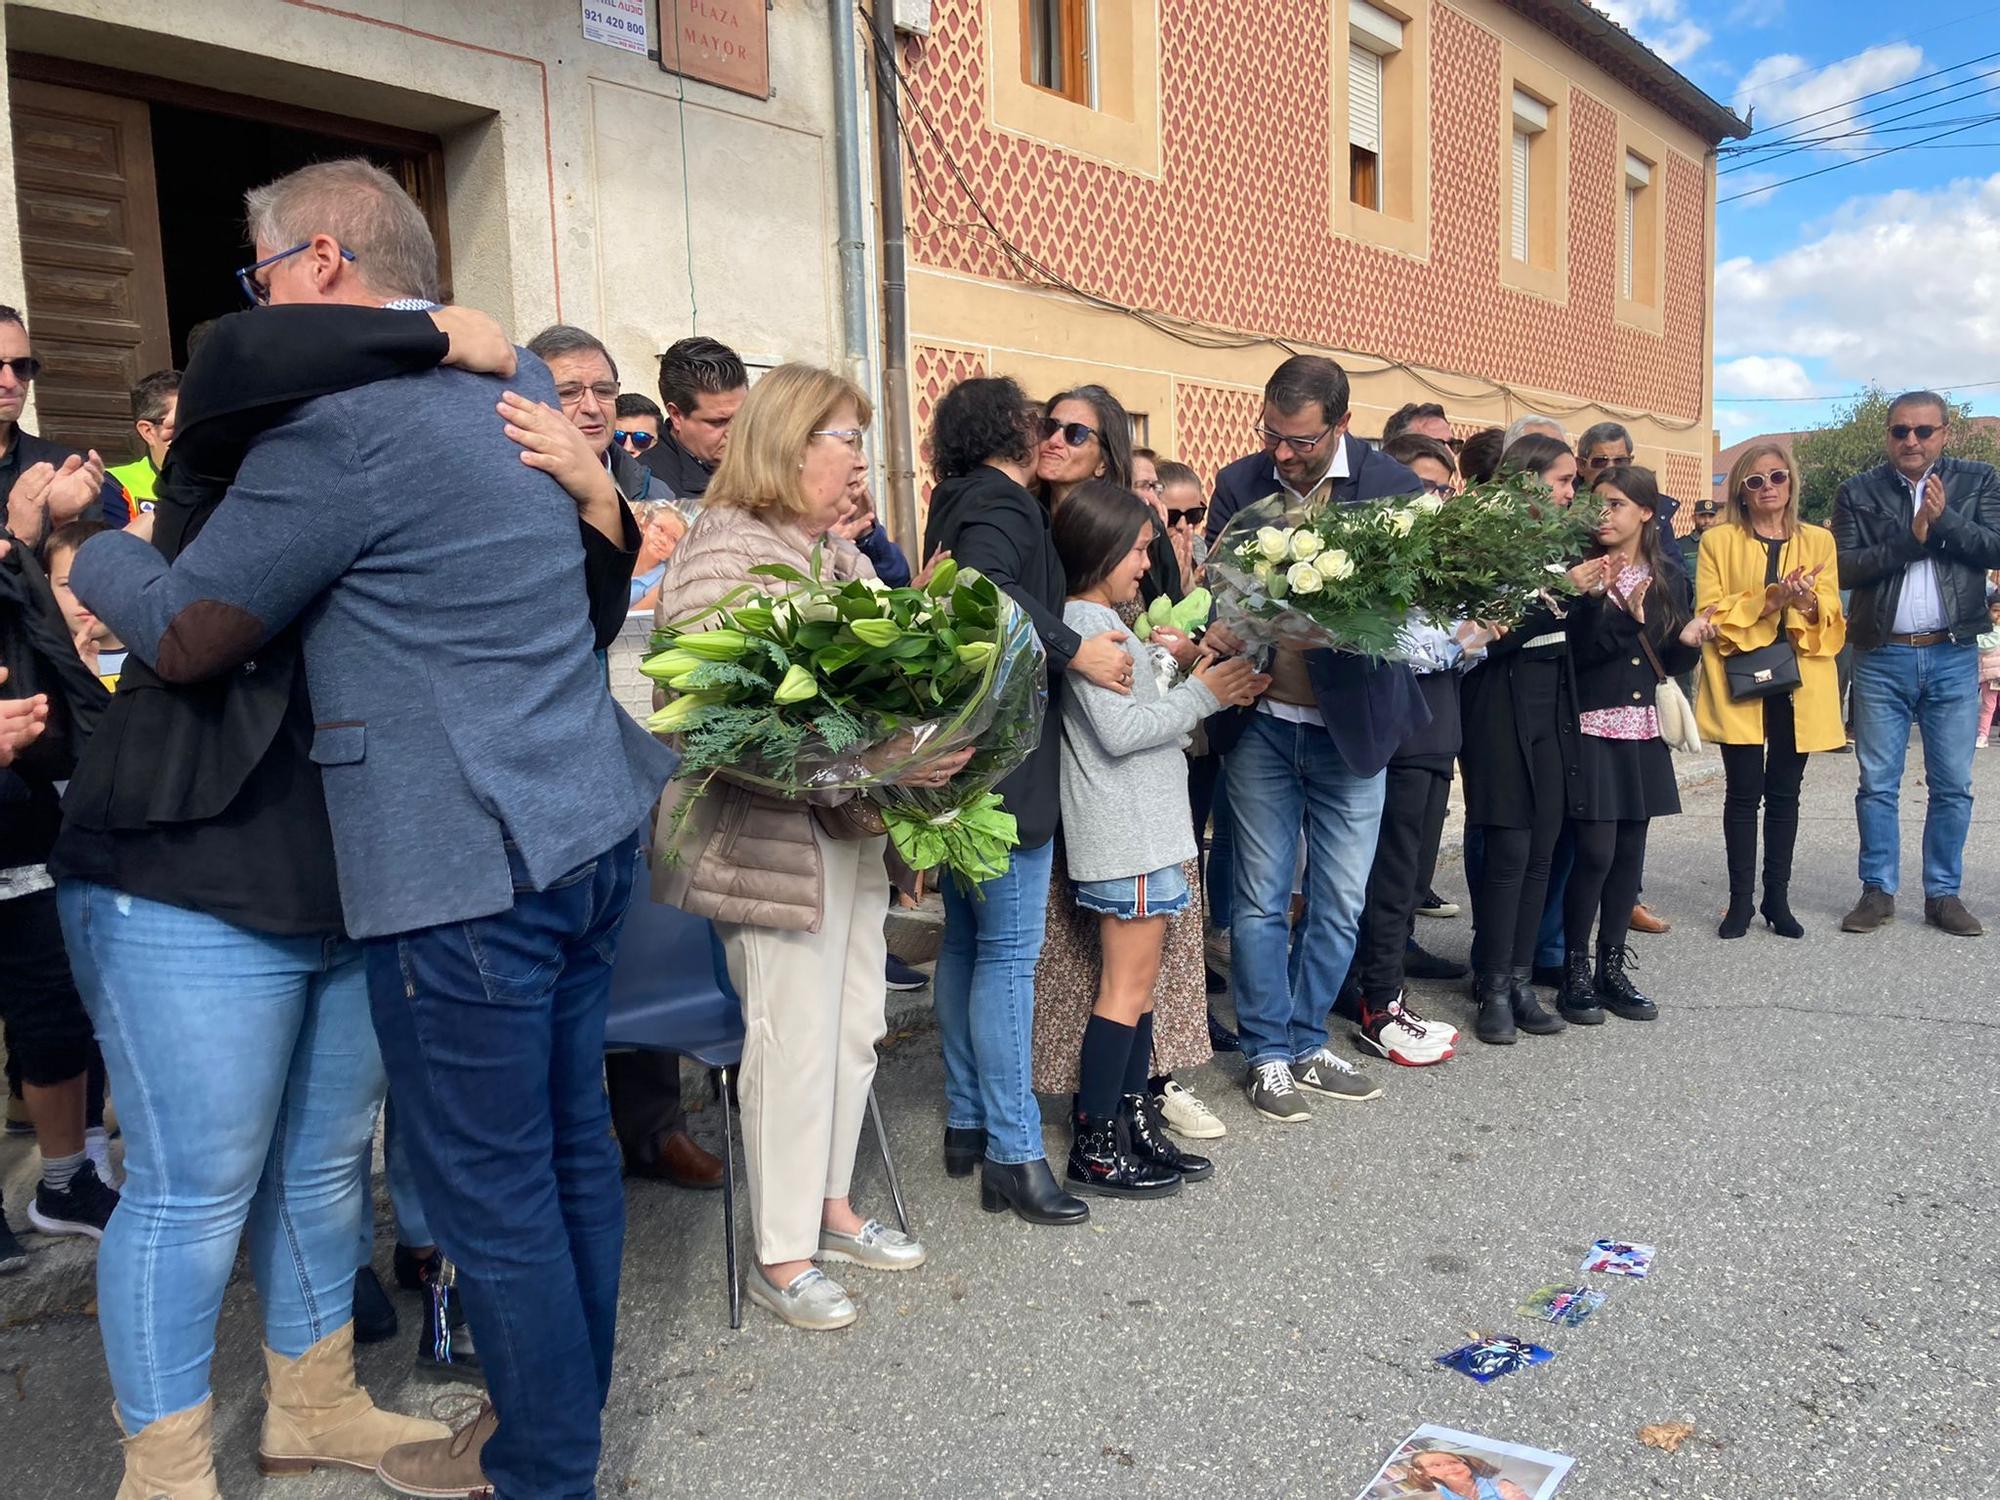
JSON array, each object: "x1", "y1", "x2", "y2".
[
  {"x1": 1474, "y1": 972, "x2": 1516, "y2": 1045},
  {"x1": 1509, "y1": 966, "x2": 1568, "y2": 1035},
  {"x1": 979, "y1": 1158, "x2": 1090, "y2": 1224},
  {"x1": 1555, "y1": 951, "x2": 1605, "y2": 1024},
  {"x1": 1759, "y1": 888, "x2": 1804, "y2": 939},
  {"x1": 1717, "y1": 890, "x2": 1754, "y2": 939},
  {"x1": 1120, "y1": 1093, "x2": 1212, "y2": 1182},
  {"x1": 1595, "y1": 944, "x2": 1659, "y2": 1020},
  {"x1": 942, "y1": 1126, "x2": 986, "y2": 1178},
  {"x1": 415, "y1": 1255, "x2": 481, "y2": 1378},
  {"x1": 1064, "y1": 1109, "x2": 1180, "y2": 1199}
]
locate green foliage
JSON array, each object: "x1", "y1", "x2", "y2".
[{"x1": 1793, "y1": 386, "x2": 2000, "y2": 524}]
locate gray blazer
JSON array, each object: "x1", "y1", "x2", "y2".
[{"x1": 71, "y1": 354, "x2": 676, "y2": 940}]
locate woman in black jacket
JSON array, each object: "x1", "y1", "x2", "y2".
[
  {"x1": 921, "y1": 377, "x2": 1129, "y2": 1226},
  {"x1": 1555, "y1": 466, "x2": 1716, "y2": 1024}
]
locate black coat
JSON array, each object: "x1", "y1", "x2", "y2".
[
  {"x1": 1570, "y1": 595, "x2": 1700, "y2": 714},
  {"x1": 1458, "y1": 602, "x2": 1587, "y2": 827},
  {"x1": 923, "y1": 464, "x2": 1072, "y2": 849},
  {"x1": 1200, "y1": 437, "x2": 1430, "y2": 778},
  {"x1": 637, "y1": 429, "x2": 717, "y2": 500},
  {"x1": 1831, "y1": 455, "x2": 2000, "y2": 649},
  {"x1": 1392, "y1": 669, "x2": 1462, "y2": 771}
]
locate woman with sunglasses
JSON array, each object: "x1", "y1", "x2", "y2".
[{"x1": 1696, "y1": 444, "x2": 1846, "y2": 938}]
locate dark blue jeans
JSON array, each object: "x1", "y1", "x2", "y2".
[{"x1": 365, "y1": 832, "x2": 640, "y2": 1500}]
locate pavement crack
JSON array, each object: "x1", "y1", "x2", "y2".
[{"x1": 1675, "y1": 999, "x2": 2000, "y2": 1030}]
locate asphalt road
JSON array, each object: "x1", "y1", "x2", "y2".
[{"x1": 3, "y1": 743, "x2": 1996, "y2": 1499}]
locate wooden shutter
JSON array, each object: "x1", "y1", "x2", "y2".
[
  {"x1": 1511, "y1": 129, "x2": 1531, "y2": 262},
  {"x1": 9, "y1": 79, "x2": 170, "y2": 456},
  {"x1": 1348, "y1": 46, "x2": 1383, "y2": 155}
]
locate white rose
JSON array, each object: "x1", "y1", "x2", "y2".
[
  {"x1": 1289, "y1": 529, "x2": 1324, "y2": 561},
  {"x1": 1383, "y1": 506, "x2": 1417, "y2": 536},
  {"x1": 1252, "y1": 561, "x2": 1273, "y2": 586},
  {"x1": 1315, "y1": 548, "x2": 1355, "y2": 581},
  {"x1": 1256, "y1": 527, "x2": 1291, "y2": 562},
  {"x1": 1286, "y1": 561, "x2": 1324, "y2": 595},
  {"x1": 1408, "y1": 494, "x2": 1445, "y2": 515}
]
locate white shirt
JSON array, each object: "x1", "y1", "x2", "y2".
[{"x1": 1890, "y1": 466, "x2": 1947, "y2": 635}]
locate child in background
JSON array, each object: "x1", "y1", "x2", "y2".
[
  {"x1": 1049, "y1": 480, "x2": 1267, "y2": 1199},
  {"x1": 1977, "y1": 593, "x2": 2000, "y2": 750}
]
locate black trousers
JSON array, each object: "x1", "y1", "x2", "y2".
[
  {"x1": 1719, "y1": 693, "x2": 1806, "y2": 895},
  {"x1": 1565, "y1": 819, "x2": 1650, "y2": 958},
  {"x1": 1411, "y1": 768, "x2": 1451, "y2": 926},
  {"x1": 1471, "y1": 728, "x2": 1567, "y2": 976},
  {"x1": 1355, "y1": 762, "x2": 1448, "y2": 1001},
  {"x1": 0, "y1": 889, "x2": 94, "y2": 1087},
  {"x1": 603, "y1": 1050, "x2": 688, "y2": 1152}
]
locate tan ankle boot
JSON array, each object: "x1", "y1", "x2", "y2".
[
  {"x1": 115, "y1": 1396, "x2": 223, "y2": 1500},
  {"x1": 257, "y1": 1322, "x2": 451, "y2": 1475}
]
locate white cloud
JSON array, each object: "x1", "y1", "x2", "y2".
[
  {"x1": 1714, "y1": 406, "x2": 1765, "y2": 436},
  {"x1": 1731, "y1": 44, "x2": 1924, "y2": 149},
  {"x1": 1717, "y1": 173, "x2": 2000, "y2": 392},
  {"x1": 1715, "y1": 355, "x2": 1816, "y2": 398},
  {"x1": 1594, "y1": 0, "x2": 1711, "y2": 67}
]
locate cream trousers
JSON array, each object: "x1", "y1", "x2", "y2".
[{"x1": 715, "y1": 823, "x2": 890, "y2": 1265}]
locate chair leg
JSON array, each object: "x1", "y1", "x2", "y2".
[
  {"x1": 719, "y1": 1064, "x2": 741, "y2": 1330},
  {"x1": 867, "y1": 1085, "x2": 910, "y2": 1238}
]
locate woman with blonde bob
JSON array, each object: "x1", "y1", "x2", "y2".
[
  {"x1": 1696, "y1": 442, "x2": 1846, "y2": 938},
  {"x1": 653, "y1": 365, "x2": 971, "y2": 1331}
]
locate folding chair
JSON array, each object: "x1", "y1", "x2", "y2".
[{"x1": 604, "y1": 892, "x2": 910, "y2": 1329}]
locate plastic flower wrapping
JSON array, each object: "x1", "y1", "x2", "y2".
[
  {"x1": 1207, "y1": 472, "x2": 1603, "y2": 658},
  {"x1": 643, "y1": 556, "x2": 1046, "y2": 884}
]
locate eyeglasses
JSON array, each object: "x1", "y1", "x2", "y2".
[
  {"x1": 813, "y1": 427, "x2": 867, "y2": 451},
  {"x1": 1039, "y1": 417, "x2": 1098, "y2": 448},
  {"x1": 1741, "y1": 468, "x2": 1791, "y2": 492},
  {"x1": 236, "y1": 242, "x2": 355, "y2": 305},
  {"x1": 1256, "y1": 423, "x2": 1332, "y2": 455},
  {"x1": 1585, "y1": 452, "x2": 1630, "y2": 470},
  {"x1": 615, "y1": 429, "x2": 658, "y2": 451},
  {"x1": 1421, "y1": 479, "x2": 1458, "y2": 497},
  {"x1": 1135, "y1": 478, "x2": 1165, "y2": 496},
  {"x1": 556, "y1": 381, "x2": 620, "y2": 406},
  {"x1": 1890, "y1": 423, "x2": 1944, "y2": 441},
  {"x1": 0, "y1": 356, "x2": 41, "y2": 383},
  {"x1": 1167, "y1": 505, "x2": 1207, "y2": 527}
]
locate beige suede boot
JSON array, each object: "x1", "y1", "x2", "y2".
[
  {"x1": 257, "y1": 1322, "x2": 451, "y2": 1475},
  {"x1": 114, "y1": 1396, "x2": 223, "y2": 1500}
]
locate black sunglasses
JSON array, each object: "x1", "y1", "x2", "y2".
[
  {"x1": 0, "y1": 356, "x2": 41, "y2": 382},
  {"x1": 1167, "y1": 505, "x2": 1207, "y2": 526},
  {"x1": 1039, "y1": 416, "x2": 1098, "y2": 448},
  {"x1": 615, "y1": 429, "x2": 658, "y2": 451},
  {"x1": 1890, "y1": 423, "x2": 1943, "y2": 441}
]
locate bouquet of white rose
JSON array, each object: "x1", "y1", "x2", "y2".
[{"x1": 1208, "y1": 471, "x2": 1601, "y2": 657}]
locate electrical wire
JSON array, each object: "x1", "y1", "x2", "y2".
[
  {"x1": 1722, "y1": 67, "x2": 2000, "y2": 170},
  {"x1": 1736, "y1": 40, "x2": 2000, "y2": 139},
  {"x1": 1718, "y1": 112, "x2": 1999, "y2": 203},
  {"x1": 1727, "y1": 4, "x2": 2000, "y2": 127},
  {"x1": 1721, "y1": 377, "x2": 2000, "y2": 402}
]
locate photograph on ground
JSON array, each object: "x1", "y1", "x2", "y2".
[
  {"x1": 1435, "y1": 1335, "x2": 1556, "y2": 1383},
  {"x1": 1580, "y1": 1240, "x2": 1657, "y2": 1278},
  {"x1": 1516, "y1": 1285, "x2": 1608, "y2": 1328},
  {"x1": 1353, "y1": 1425, "x2": 1575, "y2": 1499}
]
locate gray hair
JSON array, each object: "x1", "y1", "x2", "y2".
[
  {"x1": 244, "y1": 158, "x2": 440, "y2": 303},
  {"x1": 1504, "y1": 413, "x2": 1566, "y2": 448},
  {"x1": 1578, "y1": 420, "x2": 1632, "y2": 456},
  {"x1": 526, "y1": 324, "x2": 619, "y2": 384}
]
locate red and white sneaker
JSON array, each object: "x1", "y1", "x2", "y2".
[
  {"x1": 1394, "y1": 992, "x2": 1458, "y2": 1046},
  {"x1": 1356, "y1": 996, "x2": 1454, "y2": 1067}
]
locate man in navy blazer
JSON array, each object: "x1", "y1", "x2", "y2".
[
  {"x1": 71, "y1": 162, "x2": 674, "y2": 1500},
  {"x1": 1201, "y1": 356, "x2": 1430, "y2": 1124}
]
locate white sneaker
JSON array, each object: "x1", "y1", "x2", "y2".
[
  {"x1": 1392, "y1": 992, "x2": 1458, "y2": 1045},
  {"x1": 1356, "y1": 999, "x2": 1454, "y2": 1068},
  {"x1": 1153, "y1": 1079, "x2": 1227, "y2": 1139},
  {"x1": 1980, "y1": 736, "x2": 1990, "y2": 749}
]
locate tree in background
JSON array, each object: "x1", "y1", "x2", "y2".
[{"x1": 1795, "y1": 386, "x2": 2000, "y2": 523}]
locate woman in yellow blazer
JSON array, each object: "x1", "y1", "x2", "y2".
[{"x1": 1696, "y1": 443, "x2": 1846, "y2": 939}]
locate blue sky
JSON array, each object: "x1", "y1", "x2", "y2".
[{"x1": 1599, "y1": 0, "x2": 2000, "y2": 441}]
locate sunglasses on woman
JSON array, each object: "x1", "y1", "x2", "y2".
[
  {"x1": 1167, "y1": 505, "x2": 1206, "y2": 526},
  {"x1": 1741, "y1": 468, "x2": 1790, "y2": 492},
  {"x1": 614, "y1": 429, "x2": 658, "y2": 451},
  {"x1": 1039, "y1": 417, "x2": 1098, "y2": 448}
]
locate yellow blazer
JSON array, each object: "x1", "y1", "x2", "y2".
[{"x1": 1695, "y1": 522, "x2": 1847, "y2": 751}]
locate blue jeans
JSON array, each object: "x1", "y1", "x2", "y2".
[
  {"x1": 365, "y1": 833, "x2": 639, "y2": 1500},
  {"x1": 1226, "y1": 714, "x2": 1387, "y2": 1067},
  {"x1": 934, "y1": 835, "x2": 1056, "y2": 1165},
  {"x1": 57, "y1": 883, "x2": 380, "y2": 1431},
  {"x1": 355, "y1": 1094, "x2": 431, "y2": 1266},
  {"x1": 1852, "y1": 642, "x2": 1981, "y2": 896}
]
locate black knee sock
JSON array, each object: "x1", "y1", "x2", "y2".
[
  {"x1": 1078, "y1": 1015, "x2": 1135, "y2": 1123},
  {"x1": 1124, "y1": 1012, "x2": 1156, "y2": 1098}
]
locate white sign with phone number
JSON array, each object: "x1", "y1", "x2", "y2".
[{"x1": 581, "y1": 0, "x2": 649, "y2": 56}]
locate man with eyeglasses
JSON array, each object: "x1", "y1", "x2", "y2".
[
  {"x1": 0, "y1": 307, "x2": 129, "y2": 553},
  {"x1": 1201, "y1": 355, "x2": 1434, "y2": 1123},
  {"x1": 1832, "y1": 390, "x2": 2000, "y2": 937},
  {"x1": 640, "y1": 335, "x2": 748, "y2": 504}
]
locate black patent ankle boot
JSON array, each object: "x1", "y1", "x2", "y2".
[
  {"x1": 1555, "y1": 950, "x2": 1605, "y2": 1024},
  {"x1": 1595, "y1": 944, "x2": 1659, "y2": 1020},
  {"x1": 1064, "y1": 1108, "x2": 1180, "y2": 1199},
  {"x1": 1509, "y1": 966, "x2": 1568, "y2": 1035},
  {"x1": 1120, "y1": 1093, "x2": 1211, "y2": 1182}
]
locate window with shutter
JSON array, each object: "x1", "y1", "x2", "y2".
[
  {"x1": 1623, "y1": 185, "x2": 1637, "y2": 299},
  {"x1": 1348, "y1": 46, "x2": 1382, "y2": 154},
  {"x1": 1622, "y1": 151, "x2": 1651, "y2": 304},
  {"x1": 1511, "y1": 129, "x2": 1531, "y2": 262}
]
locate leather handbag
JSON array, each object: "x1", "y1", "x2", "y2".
[
  {"x1": 1724, "y1": 633, "x2": 1800, "y2": 701},
  {"x1": 1608, "y1": 578, "x2": 1700, "y2": 753}
]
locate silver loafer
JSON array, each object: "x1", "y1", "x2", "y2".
[
  {"x1": 816, "y1": 1218, "x2": 928, "y2": 1272},
  {"x1": 746, "y1": 1267, "x2": 856, "y2": 1330}
]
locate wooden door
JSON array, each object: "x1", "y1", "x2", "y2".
[{"x1": 9, "y1": 79, "x2": 170, "y2": 456}]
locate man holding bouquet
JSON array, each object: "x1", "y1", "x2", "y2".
[{"x1": 1202, "y1": 356, "x2": 1432, "y2": 1122}]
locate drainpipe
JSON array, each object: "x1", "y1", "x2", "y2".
[
  {"x1": 830, "y1": 1, "x2": 875, "y2": 408},
  {"x1": 868, "y1": 0, "x2": 921, "y2": 554}
]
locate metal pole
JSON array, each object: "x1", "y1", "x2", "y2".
[
  {"x1": 869, "y1": 0, "x2": 922, "y2": 555},
  {"x1": 830, "y1": 1, "x2": 875, "y2": 397}
]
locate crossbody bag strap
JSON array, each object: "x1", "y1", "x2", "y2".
[{"x1": 1606, "y1": 579, "x2": 1670, "y2": 684}]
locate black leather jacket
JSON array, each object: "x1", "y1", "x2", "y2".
[{"x1": 1831, "y1": 456, "x2": 2000, "y2": 650}]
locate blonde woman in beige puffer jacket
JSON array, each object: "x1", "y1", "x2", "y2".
[{"x1": 652, "y1": 364, "x2": 968, "y2": 1333}]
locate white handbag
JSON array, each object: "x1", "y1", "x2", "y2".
[{"x1": 1654, "y1": 676, "x2": 1702, "y2": 754}]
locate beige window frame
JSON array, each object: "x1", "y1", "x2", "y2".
[
  {"x1": 1022, "y1": 0, "x2": 1094, "y2": 108},
  {"x1": 1331, "y1": 0, "x2": 1430, "y2": 260},
  {"x1": 989, "y1": 1, "x2": 1162, "y2": 177},
  {"x1": 1615, "y1": 114, "x2": 1668, "y2": 332},
  {"x1": 1498, "y1": 46, "x2": 1568, "y2": 302}
]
